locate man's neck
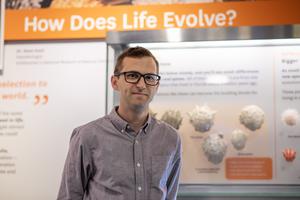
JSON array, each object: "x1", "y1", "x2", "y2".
[{"x1": 117, "y1": 106, "x2": 148, "y2": 133}]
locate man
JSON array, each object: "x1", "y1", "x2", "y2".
[{"x1": 57, "y1": 47, "x2": 182, "y2": 200}]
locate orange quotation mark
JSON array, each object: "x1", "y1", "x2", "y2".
[{"x1": 34, "y1": 95, "x2": 49, "y2": 105}]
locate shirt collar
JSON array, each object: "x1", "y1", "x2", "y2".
[{"x1": 109, "y1": 106, "x2": 152, "y2": 134}]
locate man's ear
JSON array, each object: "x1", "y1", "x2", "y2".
[{"x1": 111, "y1": 75, "x2": 119, "y2": 91}]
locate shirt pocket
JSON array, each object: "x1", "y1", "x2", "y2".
[
  {"x1": 151, "y1": 155, "x2": 172, "y2": 187},
  {"x1": 101, "y1": 149, "x2": 131, "y2": 184},
  {"x1": 96, "y1": 148, "x2": 131, "y2": 194}
]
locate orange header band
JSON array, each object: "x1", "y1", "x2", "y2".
[{"x1": 5, "y1": 0, "x2": 300, "y2": 41}]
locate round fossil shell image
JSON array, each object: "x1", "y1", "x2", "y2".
[
  {"x1": 188, "y1": 105, "x2": 217, "y2": 133},
  {"x1": 202, "y1": 133, "x2": 228, "y2": 165},
  {"x1": 281, "y1": 109, "x2": 299, "y2": 126},
  {"x1": 231, "y1": 129, "x2": 248, "y2": 150},
  {"x1": 239, "y1": 105, "x2": 265, "y2": 131},
  {"x1": 160, "y1": 109, "x2": 183, "y2": 130}
]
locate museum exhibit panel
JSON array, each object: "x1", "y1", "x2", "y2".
[{"x1": 106, "y1": 27, "x2": 300, "y2": 199}]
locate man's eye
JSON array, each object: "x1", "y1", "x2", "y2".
[
  {"x1": 126, "y1": 73, "x2": 139, "y2": 79},
  {"x1": 145, "y1": 75, "x2": 155, "y2": 81}
]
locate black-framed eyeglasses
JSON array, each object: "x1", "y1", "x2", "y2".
[{"x1": 114, "y1": 71, "x2": 161, "y2": 86}]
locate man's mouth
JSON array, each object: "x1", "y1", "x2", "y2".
[{"x1": 132, "y1": 92, "x2": 148, "y2": 96}]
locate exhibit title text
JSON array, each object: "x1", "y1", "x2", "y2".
[{"x1": 24, "y1": 9, "x2": 238, "y2": 33}]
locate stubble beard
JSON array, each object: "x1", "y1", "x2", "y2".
[
  {"x1": 129, "y1": 94, "x2": 154, "y2": 114},
  {"x1": 129, "y1": 97, "x2": 150, "y2": 114}
]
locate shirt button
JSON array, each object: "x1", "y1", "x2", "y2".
[
  {"x1": 138, "y1": 186, "x2": 142, "y2": 191},
  {"x1": 137, "y1": 162, "x2": 141, "y2": 167},
  {"x1": 121, "y1": 129, "x2": 124, "y2": 133},
  {"x1": 135, "y1": 140, "x2": 139, "y2": 144}
]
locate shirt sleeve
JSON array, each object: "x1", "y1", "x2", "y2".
[
  {"x1": 166, "y1": 136, "x2": 182, "y2": 200},
  {"x1": 57, "y1": 128, "x2": 94, "y2": 200}
]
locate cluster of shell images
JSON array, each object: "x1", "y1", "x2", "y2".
[
  {"x1": 153, "y1": 104, "x2": 265, "y2": 165},
  {"x1": 155, "y1": 105, "x2": 299, "y2": 165}
]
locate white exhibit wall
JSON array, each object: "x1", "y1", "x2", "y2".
[{"x1": 0, "y1": 41, "x2": 107, "y2": 200}]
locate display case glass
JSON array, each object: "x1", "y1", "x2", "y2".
[{"x1": 106, "y1": 26, "x2": 300, "y2": 198}]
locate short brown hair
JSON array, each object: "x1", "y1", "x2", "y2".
[{"x1": 114, "y1": 46, "x2": 159, "y2": 74}]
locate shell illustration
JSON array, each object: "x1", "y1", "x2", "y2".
[
  {"x1": 6, "y1": 0, "x2": 43, "y2": 9},
  {"x1": 188, "y1": 105, "x2": 217, "y2": 133},
  {"x1": 160, "y1": 109, "x2": 183, "y2": 130},
  {"x1": 231, "y1": 129, "x2": 248, "y2": 150},
  {"x1": 282, "y1": 148, "x2": 296, "y2": 162},
  {"x1": 239, "y1": 105, "x2": 265, "y2": 131},
  {"x1": 281, "y1": 109, "x2": 299, "y2": 126},
  {"x1": 202, "y1": 133, "x2": 227, "y2": 165}
]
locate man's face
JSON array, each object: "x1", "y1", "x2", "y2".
[{"x1": 111, "y1": 56, "x2": 159, "y2": 111}]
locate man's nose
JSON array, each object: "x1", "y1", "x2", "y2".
[{"x1": 136, "y1": 76, "x2": 146, "y2": 88}]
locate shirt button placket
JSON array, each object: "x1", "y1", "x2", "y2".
[{"x1": 134, "y1": 134, "x2": 144, "y2": 200}]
